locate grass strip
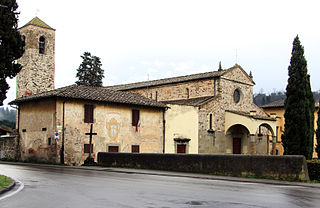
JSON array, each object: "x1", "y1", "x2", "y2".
[{"x1": 0, "y1": 175, "x2": 13, "y2": 189}]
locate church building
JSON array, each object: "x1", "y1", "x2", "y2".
[
  {"x1": 107, "y1": 65, "x2": 277, "y2": 155},
  {"x1": 10, "y1": 17, "x2": 277, "y2": 165}
]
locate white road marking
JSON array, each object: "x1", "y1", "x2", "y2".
[{"x1": 0, "y1": 178, "x2": 24, "y2": 201}]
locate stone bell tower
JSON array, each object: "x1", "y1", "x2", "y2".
[{"x1": 16, "y1": 17, "x2": 55, "y2": 98}]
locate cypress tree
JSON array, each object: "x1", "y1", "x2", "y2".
[
  {"x1": 75, "y1": 52, "x2": 104, "y2": 87},
  {"x1": 283, "y1": 36, "x2": 314, "y2": 159},
  {"x1": 0, "y1": 0, "x2": 25, "y2": 105},
  {"x1": 316, "y1": 102, "x2": 320, "y2": 158}
]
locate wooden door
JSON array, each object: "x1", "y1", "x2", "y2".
[
  {"x1": 233, "y1": 138, "x2": 241, "y2": 154},
  {"x1": 177, "y1": 144, "x2": 186, "y2": 153},
  {"x1": 108, "y1": 146, "x2": 119, "y2": 152}
]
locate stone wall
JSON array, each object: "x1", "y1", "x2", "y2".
[
  {"x1": 0, "y1": 136, "x2": 19, "y2": 160},
  {"x1": 98, "y1": 153, "x2": 310, "y2": 181},
  {"x1": 128, "y1": 78, "x2": 216, "y2": 101},
  {"x1": 197, "y1": 67, "x2": 269, "y2": 153},
  {"x1": 56, "y1": 99, "x2": 164, "y2": 165},
  {"x1": 17, "y1": 25, "x2": 55, "y2": 98}
]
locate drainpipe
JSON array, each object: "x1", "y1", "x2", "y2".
[
  {"x1": 60, "y1": 101, "x2": 65, "y2": 164},
  {"x1": 10, "y1": 104, "x2": 20, "y2": 132},
  {"x1": 162, "y1": 109, "x2": 166, "y2": 153},
  {"x1": 10, "y1": 104, "x2": 20, "y2": 160}
]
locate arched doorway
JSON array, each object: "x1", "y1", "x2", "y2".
[
  {"x1": 226, "y1": 124, "x2": 250, "y2": 154},
  {"x1": 256, "y1": 123, "x2": 275, "y2": 155}
]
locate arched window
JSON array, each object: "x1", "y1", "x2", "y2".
[
  {"x1": 39, "y1": 36, "x2": 45, "y2": 54},
  {"x1": 209, "y1": 114, "x2": 213, "y2": 130}
]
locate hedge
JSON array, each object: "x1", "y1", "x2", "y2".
[{"x1": 307, "y1": 160, "x2": 320, "y2": 181}]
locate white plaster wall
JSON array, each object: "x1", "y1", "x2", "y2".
[
  {"x1": 165, "y1": 104, "x2": 198, "y2": 153},
  {"x1": 225, "y1": 111, "x2": 276, "y2": 135}
]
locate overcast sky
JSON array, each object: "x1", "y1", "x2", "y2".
[{"x1": 4, "y1": 0, "x2": 320, "y2": 106}]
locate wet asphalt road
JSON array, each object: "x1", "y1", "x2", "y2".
[{"x1": 0, "y1": 163, "x2": 320, "y2": 208}]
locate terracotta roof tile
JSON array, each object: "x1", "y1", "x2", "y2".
[
  {"x1": 161, "y1": 96, "x2": 215, "y2": 106},
  {"x1": 261, "y1": 99, "x2": 319, "y2": 109},
  {"x1": 261, "y1": 99, "x2": 285, "y2": 108},
  {"x1": 106, "y1": 70, "x2": 226, "y2": 91},
  {"x1": 10, "y1": 85, "x2": 167, "y2": 108}
]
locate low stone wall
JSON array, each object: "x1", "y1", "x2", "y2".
[
  {"x1": 98, "y1": 153, "x2": 309, "y2": 181},
  {"x1": 0, "y1": 136, "x2": 19, "y2": 160}
]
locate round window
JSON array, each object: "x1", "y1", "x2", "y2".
[{"x1": 233, "y1": 88, "x2": 241, "y2": 104}]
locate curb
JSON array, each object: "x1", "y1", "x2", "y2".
[
  {"x1": 0, "y1": 179, "x2": 16, "y2": 195},
  {"x1": 1, "y1": 161, "x2": 320, "y2": 188}
]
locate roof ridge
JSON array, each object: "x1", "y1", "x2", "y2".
[
  {"x1": 10, "y1": 84, "x2": 166, "y2": 108},
  {"x1": 106, "y1": 69, "x2": 228, "y2": 91}
]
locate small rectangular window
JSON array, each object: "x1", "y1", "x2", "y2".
[
  {"x1": 48, "y1": 137, "x2": 51, "y2": 145},
  {"x1": 22, "y1": 129, "x2": 26, "y2": 132},
  {"x1": 84, "y1": 144, "x2": 93, "y2": 153},
  {"x1": 84, "y1": 104, "x2": 94, "y2": 123},
  {"x1": 177, "y1": 144, "x2": 186, "y2": 153},
  {"x1": 132, "y1": 145, "x2": 140, "y2": 153},
  {"x1": 108, "y1": 146, "x2": 119, "y2": 152},
  {"x1": 42, "y1": 128, "x2": 47, "y2": 131},
  {"x1": 132, "y1": 109, "x2": 140, "y2": 126}
]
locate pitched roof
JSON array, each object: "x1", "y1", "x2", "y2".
[
  {"x1": 106, "y1": 64, "x2": 254, "y2": 91},
  {"x1": 161, "y1": 96, "x2": 215, "y2": 106},
  {"x1": 9, "y1": 85, "x2": 166, "y2": 108},
  {"x1": 261, "y1": 99, "x2": 319, "y2": 109},
  {"x1": 20, "y1": 17, "x2": 54, "y2": 30},
  {"x1": 261, "y1": 99, "x2": 285, "y2": 108},
  {"x1": 106, "y1": 70, "x2": 226, "y2": 91}
]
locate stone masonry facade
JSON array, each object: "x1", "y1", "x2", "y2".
[
  {"x1": 197, "y1": 67, "x2": 267, "y2": 153},
  {"x1": 17, "y1": 24, "x2": 55, "y2": 98},
  {"x1": 126, "y1": 78, "x2": 218, "y2": 101},
  {"x1": 119, "y1": 65, "x2": 272, "y2": 154}
]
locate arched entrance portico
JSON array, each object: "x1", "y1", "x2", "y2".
[
  {"x1": 226, "y1": 124, "x2": 250, "y2": 154},
  {"x1": 256, "y1": 123, "x2": 277, "y2": 155},
  {"x1": 225, "y1": 110, "x2": 277, "y2": 155}
]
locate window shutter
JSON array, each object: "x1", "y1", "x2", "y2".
[
  {"x1": 132, "y1": 145, "x2": 140, "y2": 153},
  {"x1": 84, "y1": 144, "x2": 93, "y2": 153},
  {"x1": 84, "y1": 104, "x2": 94, "y2": 123},
  {"x1": 132, "y1": 109, "x2": 140, "y2": 126}
]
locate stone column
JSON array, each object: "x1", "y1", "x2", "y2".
[
  {"x1": 271, "y1": 136, "x2": 277, "y2": 155},
  {"x1": 249, "y1": 134, "x2": 256, "y2": 155}
]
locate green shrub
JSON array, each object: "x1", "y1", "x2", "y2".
[{"x1": 307, "y1": 160, "x2": 320, "y2": 181}]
